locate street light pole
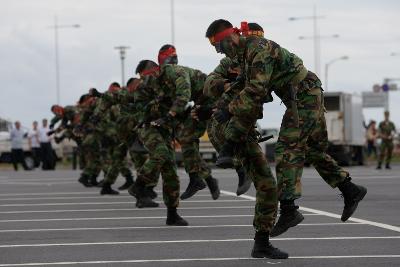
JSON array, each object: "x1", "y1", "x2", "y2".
[
  {"x1": 324, "y1": 56, "x2": 349, "y2": 90},
  {"x1": 50, "y1": 16, "x2": 80, "y2": 105},
  {"x1": 114, "y1": 46, "x2": 130, "y2": 86},
  {"x1": 171, "y1": 0, "x2": 175, "y2": 45}
]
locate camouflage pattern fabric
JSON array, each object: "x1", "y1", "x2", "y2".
[{"x1": 378, "y1": 120, "x2": 396, "y2": 164}]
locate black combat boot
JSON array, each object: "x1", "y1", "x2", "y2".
[
  {"x1": 180, "y1": 173, "x2": 206, "y2": 200},
  {"x1": 146, "y1": 186, "x2": 158, "y2": 199},
  {"x1": 251, "y1": 231, "x2": 289, "y2": 259},
  {"x1": 376, "y1": 162, "x2": 382, "y2": 169},
  {"x1": 89, "y1": 175, "x2": 100, "y2": 187},
  {"x1": 100, "y1": 181, "x2": 120, "y2": 195},
  {"x1": 118, "y1": 174, "x2": 134, "y2": 190},
  {"x1": 166, "y1": 207, "x2": 189, "y2": 226},
  {"x1": 338, "y1": 177, "x2": 367, "y2": 222},
  {"x1": 129, "y1": 180, "x2": 159, "y2": 208},
  {"x1": 215, "y1": 141, "x2": 236, "y2": 168},
  {"x1": 236, "y1": 167, "x2": 252, "y2": 196},
  {"x1": 78, "y1": 174, "x2": 93, "y2": 187},
  {"x1": 385, "y1": 163, "x2": 391, "y2": 169},
  {"x1": 270, "y1": 200, "x2": 304, "y2": 237},
  {"x1": 205, "y1": 176, "x2": 220, "y2": 200}
]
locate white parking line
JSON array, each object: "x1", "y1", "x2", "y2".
[
  {"x1": 221, "y1": 190, "x2": 400, "y2": 233},
  {"x1": 1, "y1": 255, "x2": 400, "y2": 266},
  {"x1": 0, "y1": 214, "x2": 254, "y2": 223},
  {"x1": 0, "y1": 199, "x2": 252, "y2": 207},
  {"x1": 0, "y1": 206, "x2": 255, "y2": 214},
  {"x1": 0, "y1": 223, "x2": 363, "y2": 233},
  {"x1": 1, "y1": 236, "x2": 400, "y2": 248}
]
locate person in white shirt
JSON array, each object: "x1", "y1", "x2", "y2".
[
  {"x1": 28, "y1": 121, "x2": 41, "y2": 168},
  {"x1": 38, "y1": 119, "x2": 55, "y2": 170},
  {"x1": 10, "y1": 121, "x2": 29, "y2": 171}
]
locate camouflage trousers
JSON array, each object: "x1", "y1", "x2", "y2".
[
  {"x1": 379, "y1": 140, "x2": 394, "y2": 164},
  {"x1": 104, "y1": 140, "x2": 132, "y2": 184},
  {"x1": 208, "y1": 117, "x2": 278, "y2": 232},
  {"x1": 128, "y1": 149, "x2": 148, "y2": 176},
  {"x1": 175, "y1": 117, "x2": 211, "y2": 180},
  {"x1": 137, "y1": 126, "x2": 180, "y2": 208},
  {"x1": 275, "y1": 89, "x2": 349, "y2": 201},
  {"x1": 81, "y1": 133, "x2": 103, "y2": 177}
]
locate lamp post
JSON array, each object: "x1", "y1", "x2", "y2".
[
  {"x1": 114, "y1": 46, "x2": 130, "y2": 86},
  {"x1": 324, "y1": 56, "x2": 349, "y2": 90},
  {"x1": 49, "y1": 16, "x2": 80, "y2": 105}
]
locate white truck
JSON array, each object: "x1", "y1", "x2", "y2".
[{"x1": 323, "y1": 91, "x2": 365, "y2": 165}]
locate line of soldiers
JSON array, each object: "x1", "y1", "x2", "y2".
[{"x1": 48, "y1": 20, "x2": 368, "y2": 259}]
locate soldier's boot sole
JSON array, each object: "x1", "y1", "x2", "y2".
[
  {"x1": 341, "y1": 185, "x2": 367, "y2": 222},
  {"x1": 251, "y1": 243, "x2": 289, "y2": 259},
  {"x1": 215, "y1": 156, "x2": 234, "y2": 169},
  {"x1": 236, "y1": 175, "x2": 252, "y2": 196},
  {"x1": 270, "y1": 210, "x2": 304, "y2": 237},
  {"x1": 100, "y1": 188, "x2": 120, "y2": 195},
  {"x1": 180, "y1": 180, "x2": 206, "y2": 200},
  {"x1": 166, "y1": 215, "x2": 189, "y2": 226}
]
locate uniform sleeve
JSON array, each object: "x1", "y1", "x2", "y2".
[
  {"x1": 50, "y1": 116, "x2": 61, "y2": 126},
  {"x1": 168, "y1": 65, "x2": 191, "y2": 114},
  {"x1": 228, "y1": 49, "x2": 272, "y2": 116},
  {"x1": 204, "y1": 57, "x2": 232, "y2": 99}
]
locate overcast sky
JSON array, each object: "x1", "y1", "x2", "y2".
[{"x1": 1, "y1": 0, "x2": 399, "y2": 129}]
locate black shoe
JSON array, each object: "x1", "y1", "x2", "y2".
[
  {"x1": 236, "y1": 167, "x2": 252, "y2": 196},
  {"x1": 89, "y1": 175, "x2": 100, "y2": 187},
  {"x1": 376, "y1": 163, "x2": 382, "y2": 169},
  {"x1": 118, "y1": 175, "x2": 134, "y2": 190},
  {"x1": 136, "y1": 197, "x2": 159, "y2": 208},
  {"x1": 270, "y1": 205, "x2": 304, "y2": 237},
  {"x1": 385, "y1": 163, "x2": 391, "y2": 169},
  {"x1": 216, "y1": 142, "x2": 235, "y2": 168},
  {"x1": 338, "y1": 178, "x2": 367, "y2": 222},
  {"x1": 251, "y1": 231, "x2": 289, "y2": 259},
  {"x1": 166, "y1": 207, "x2": 189, "y2": 226},
  {"x1": 205, "y1": 176, "x2": 220, "y2": 200},
  {"x1": 100, "y1": 182, "x2": 120, "y2": 195},
  {"x1": 78, "y1": 175, "x2": 93, "y2": 187},
  {"x1": 180, "y1": 173, "x2": 206, "y2": 200},
  {"x1": 146, "y1": 186, "x2": 158, "y2": 199}
]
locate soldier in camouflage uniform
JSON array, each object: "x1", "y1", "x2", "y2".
[
  {"x1": 206, "y1": 20, "x2": 287, "y2": 259},
  {"x1": 206, "y1": 20, "x2": 367, "y2": 256},
  {"x1": 75, "y1": 93, "x2": 103, "y2": 187},
  {"x1": 154, "y1": 45, "x2": 220, "y2": 200},
  {"x1": 377, "y1": 111, "x2": 396, "y2": 169},
  {"x1": 90, "y1": 83, "x2": 134, "y2": 195},
  {"x1": 49, "y1": 104, "x2": 85, "y2": 168},
  {"x1": 201, "y1": 23, "x2": 264, "y2": 196},
  {"x1": 128, "y1": 60, "x2": 188, "y2": 226}
]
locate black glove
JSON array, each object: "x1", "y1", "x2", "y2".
[
  {"x1": 195, "y1": 106, "x2": 213, "y2": 121},
  {"x1": 89, "y1": 88, "x2": 102, "y2": 98},
  {"x1": 213, "y1": 109, "x2": 232, "y2": 123},
  {"x1": 49, "y1": 124, "x2": 54, "y2": 130},
  {"x1": 47, "y1": 130, "x2": 56, "y2": 136},
  {"x1": 150, "y1": 113, "x2": 173, "y2": 127}
]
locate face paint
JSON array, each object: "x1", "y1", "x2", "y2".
[
  {"x1": 220, "y1": 38, "x2": 236, "y2": 58},
  {"x1": 163, "y1": 55, "x2": 178, "y2": 65}
]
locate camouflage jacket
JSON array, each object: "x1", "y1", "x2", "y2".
[
  {"x1": 50, "y1": 105, "x2": 77, "y2": 128},
  {"x1": 229, "y1": 36, "x2": 308, "y2": 117},
  {"x1": 158, "y1": 64, "x2": 208, "y2": 116},
  {"x1": 379, "y1": 120, "x2": 396, "y2": 141}
]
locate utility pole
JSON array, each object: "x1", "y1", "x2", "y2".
[
  {"x1": 171, "y1": 0, "x2": 175, "y2": 45},
  {"x1": 114, "y1": 46, "x2": 130, "y2": 86}
]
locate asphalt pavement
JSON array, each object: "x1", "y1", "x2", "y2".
[{"x1": 0, "y1": 165, "x2": 399, "y2": 266}]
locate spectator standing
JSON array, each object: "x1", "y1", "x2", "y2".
[
  {"x1": 10, "y1": 121, "x2": 29, "y2": 171},
  {"x1": 38, "y1": 119, "x2": 55, "y2": 170},
  {"x1": 28, "y1": 121, "x2": 41, "y2": 168},
  {"x1": 366, "y1": 120, "x2": 378, "y2": 158},
  {"x1": 377, "y1": 111, "x2": 396, "y2": 169}
]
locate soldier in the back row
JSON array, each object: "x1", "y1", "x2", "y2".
[
  {"x1": 206, "y1": 19, "x2": 367, "y2": 257},
  {"x1": 377, "y1": 111, "x2": 396, "y2": 169},
  {"x1": 155, "y1": 44, "x2": 220, "y2": 201}
]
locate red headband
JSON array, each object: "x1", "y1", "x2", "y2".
[
  {"x1": 158, "y1": 47, "x2": 177, "y2": 65},
  {"x1": 209, "y1": 21, "x2": 250, "y2": 44},
  {"x1": 108, "y1": 84, "x2": 121, "y2": 92},
  {"x1": 140, "y1": 66, "x2": 160, "y2": 76}
]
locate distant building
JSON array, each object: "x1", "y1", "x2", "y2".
[{"x1": 0, "y1": 117, "x2": 12, "y2": 132}]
